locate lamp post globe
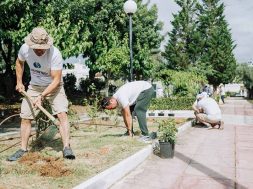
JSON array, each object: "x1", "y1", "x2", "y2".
[
  {"x1": 124, "y1": 0, "x2": 137, "y2": 14},
  {"x1": 123, "y1": 0, "x2": 137, "y2": 82}
]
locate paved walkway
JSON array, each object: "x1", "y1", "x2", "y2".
[{"x1": 111, "y1": 97, "x2": 253, "y2": 189}]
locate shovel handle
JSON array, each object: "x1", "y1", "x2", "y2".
[{"x1": 21, "y1": 90, "x2": 59, "y2": 125}]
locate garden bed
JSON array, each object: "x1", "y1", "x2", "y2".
[{"x1": 0, "y1": 105, "x2": 190, "y2": 189}]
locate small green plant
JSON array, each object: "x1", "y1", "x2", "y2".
[
  {"x1": 104, "y1": 109, "x2": 120, "y2": 126},
  {"x1": 157, "y1": 119, "x2": 177, "y2": 143},
  {"x1": 87, "y1": 97, "x2": 100, "y2": 131}
]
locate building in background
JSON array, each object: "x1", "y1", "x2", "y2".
[
  {"x1": 224, "y1": 83, "x2": 247, "y2": 97},
  {"x1": 62, "y1": 62, "x2": 89, "y2": 89}
]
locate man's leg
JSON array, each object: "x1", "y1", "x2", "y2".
[
  {"x1": 195, "y1": 113, "x2": 210, "y2": 127},
  {"x1": 7, "y1": 86, "x2": 38, "y2": 161},
  {"x1": 20, "y1": 119, "x2": 32, "y2": 150},
  {"x1": 221, "y1": 95, "x2": 225, "y2": 104},
  {"x1": 209, "y1": 118, "x2": 224, "y2": 129},
  {"x1": 57, "y1": 112, "x2": 70, "y2": 148},
  {"x1": 134, "y1": 87, "x2": 155, "y2": 136},
  {"x1": 50, "y1": 86, "x2": 75, "y2": 159},
  {"x1": 57, "y1": 112, "x2": 75, "y2": 159},
  {"x1": 7, "y1": 119, "x2": 31, "y2": 161}
]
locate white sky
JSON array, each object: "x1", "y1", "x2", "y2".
[{"x1": 144, "y1": 0, "x2": 253, "y2": 63}]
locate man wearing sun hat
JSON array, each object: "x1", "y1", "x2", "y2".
[
  {"x1": 192, "y1": 92, "x2": 224, "y2": 129},
  {"x1": 7, "y1": 27, "x2": 75, "y2": 161}
]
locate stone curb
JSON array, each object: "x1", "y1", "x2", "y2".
[
  {"x1": 72, "y1": 120, "x2": 193, "y2": 189},
  {"x1": 177, "y1": 120, "x2": 193, "y2": 134}
]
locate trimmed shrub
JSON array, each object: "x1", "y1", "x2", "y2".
[{"x1": 150, "y1": 97, "x2": 195, "y2": 110}]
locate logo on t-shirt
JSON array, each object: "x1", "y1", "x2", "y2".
[{"x1": 33, "y1": 62, "x2": 41, "y2": 68}]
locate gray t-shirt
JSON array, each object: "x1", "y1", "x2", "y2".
[
  {"x1": 18, "y1": 44, "x2": 63, "y2": 86},
  {"x1": 113, "y1": 81, "x2": 152, "y2": 108}
]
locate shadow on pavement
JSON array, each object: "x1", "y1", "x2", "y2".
[{"x1": 175, "y1": 151, "x2": 247, "y2": 189}]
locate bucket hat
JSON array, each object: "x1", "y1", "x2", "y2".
[{"x1": 24, "y1": 27, "x2": 53, "y2": 49}]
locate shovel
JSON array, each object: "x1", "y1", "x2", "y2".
[{"x1": 21, "y1": 90, "x2": 59, "y2": 140}]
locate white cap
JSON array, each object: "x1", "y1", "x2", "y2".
[{"x1": 196, "y1": 92, "x2": 208, "y2": 99}]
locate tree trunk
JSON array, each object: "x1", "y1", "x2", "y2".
[{"x1": 3, "y1": 67, "x2": 15, "y2": 100}]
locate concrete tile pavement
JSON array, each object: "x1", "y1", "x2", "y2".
[{"x1": 111, "y1": 97, "x2": 253, "y2": 189}]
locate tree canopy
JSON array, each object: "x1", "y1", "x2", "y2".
[{"x1": 0, "y1": 0, "x2": 163, "y2": 99}]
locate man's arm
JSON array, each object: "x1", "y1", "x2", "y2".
[
  {"x1": 192, "y1": 101, "x2": 200, "y2": 113},
  {"x1": 122, "y1": 106, "x2": 133, "y2": 136},
  {"x1": 34, "y1": 70, "x2": 61, "y2": 106},
  {"x1": 15, "y1": 58, "x2": 25, "y2": 92},
  {"x1": 41, "y1": 70, "x2": 62, "y2": 97}
]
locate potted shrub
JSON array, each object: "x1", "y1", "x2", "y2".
[{"x1": 157, "y1": 119, "x2": 177, "y2": 158}]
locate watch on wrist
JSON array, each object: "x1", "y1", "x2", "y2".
[{"x1": 39, "y1": 94, "x2": 44, "y2": 100}]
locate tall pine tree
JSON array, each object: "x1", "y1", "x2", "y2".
[
  {"x1": 197, "y1": 0, "x2": 236, "y2": 87},
  {"x1": 163, "y1": 0, "x2": 200, "y2": 70}
]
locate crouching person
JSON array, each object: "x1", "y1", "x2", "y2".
[{"x1": 192, "y1": 92, "x2": 224, "y2": 129}]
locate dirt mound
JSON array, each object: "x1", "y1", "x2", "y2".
[{"x1": 19, "y1": 152, "x2": 71, "y2": 177}]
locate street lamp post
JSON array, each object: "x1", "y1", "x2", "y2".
[{"x1": 123, "y1": 0, "x2": 137, "y2": 82}]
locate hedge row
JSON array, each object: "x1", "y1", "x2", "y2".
[{"x1": 149, "y1": 97, "x2": 195, "y2": 110}]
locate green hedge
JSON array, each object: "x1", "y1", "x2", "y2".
[{"x1": 149, "y1": 97, "x2": 195, "y2": 110}]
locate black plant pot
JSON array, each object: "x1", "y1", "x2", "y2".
[
  {"x1": 159, "y1": 141, "x2": 175, "y2": 158},
  {"x1": 148, "y1": 113, "x2": 155, "y2": 117},
  {"x1": 158, "y1": 112, "x2": 165, "y2": 116}
]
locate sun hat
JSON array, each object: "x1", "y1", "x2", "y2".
[{"x1": 24, "y1": 27, "x2": 53, "y2": 49}]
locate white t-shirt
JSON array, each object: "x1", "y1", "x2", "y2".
[
  {"x1": 197, "y1": 97, "x2": 222, "y2": 119},
  {"x1": 18, "y1": 44, "x2": 63, "y2": 86},
  {"x1": 113, "y1": 81, "x2": 152, "y2": 108},
  {"x1": 220, "y1": 86, "x2": 225, "y2": 96}
]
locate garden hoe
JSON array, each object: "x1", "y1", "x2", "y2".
[
  {"x1": 21, "y1": 90, "x2": 59, "y2": 141},
  {"x1": 21, "y1": 90, "x2": 59, "y2": 125}
]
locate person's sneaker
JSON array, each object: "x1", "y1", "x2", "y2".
[
  {"x1": 149, "y1": 132, "x2": 157, "y2": 139},
  {"x1": 63, "y1": 147, "x2": 75, "y2": 160},
  {"x1": 138, "y1": 135, "x2": 152, "y2": 143},
  {"x1": 7, "y1": 149, "x2": 27, "y2": 161}
]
